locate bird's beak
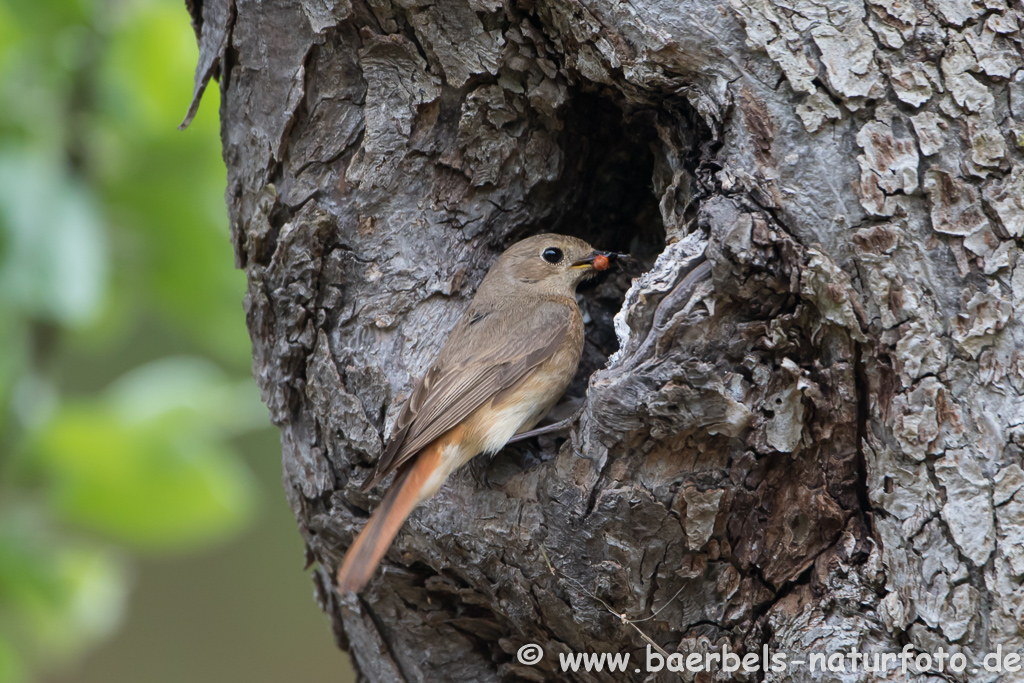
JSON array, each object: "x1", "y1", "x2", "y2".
[{"x1": 570, "y1": 250, "x2": 626, "y2": 271}]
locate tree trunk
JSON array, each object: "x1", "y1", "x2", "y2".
[{"x1": 183, "y1": 0, "x2": 1024, "y2": 679}]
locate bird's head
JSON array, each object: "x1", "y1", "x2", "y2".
[{"x1": 482, "y1": 233, "x2": 625, "y2": 297}]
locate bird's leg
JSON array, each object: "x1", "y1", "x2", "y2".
[
  {"x1": 568, "y1": 424, "x2": 590, "y2": 462},
  {"x1": 507, "y1": 406, "x2": 586, "y2": 444}
]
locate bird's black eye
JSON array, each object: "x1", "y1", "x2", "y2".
[{"x1": 542, "y1": 247, "x2": 563, "y2": 264}]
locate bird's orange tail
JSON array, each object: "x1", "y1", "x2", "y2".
[{"x1": 335, "y1": 439, "x2": 447, "y2": 594}]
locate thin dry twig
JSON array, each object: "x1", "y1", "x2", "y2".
[{"x1": 541, "y1": 547, "x2": 688, "y2": 659}]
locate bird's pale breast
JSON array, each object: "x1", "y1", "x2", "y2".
[{"x1": 462, "y1": 310, "x2": 583, "y2": 460}]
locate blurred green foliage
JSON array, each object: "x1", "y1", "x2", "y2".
[{"x1": 0, "y1": 0, "x2": 265, "y2": 680}]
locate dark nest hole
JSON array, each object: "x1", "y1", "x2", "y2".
[
  {"x1": 554, "y1": 95, "x2": 666, "y2": 397},
  {"x1": 488, "y1": 93, "x2": 695, "y2": 475}
]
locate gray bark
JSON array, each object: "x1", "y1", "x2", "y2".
[{"x1": 183, "y1": 0, "x2": 1024, "y2": 679}]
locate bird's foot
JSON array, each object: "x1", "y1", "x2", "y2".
[{"x1": 506, "y1": 406, "x2": 586, "y2": 444}]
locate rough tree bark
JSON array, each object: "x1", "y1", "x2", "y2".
[{"x1": 182, "y1": 0, "x2": 1023, "y2": 679}]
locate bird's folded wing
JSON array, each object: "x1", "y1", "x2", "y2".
[{"x1": 362, "y1": 301, "x2": 571, "y2": 491}]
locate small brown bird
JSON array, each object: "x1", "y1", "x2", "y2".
[{"x1": 336, "y1": 234, "x2": 621, "y2": 593}]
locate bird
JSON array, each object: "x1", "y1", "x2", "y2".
[{"x1": 335, "y1": 233, "x2": 623, "y2": 594}]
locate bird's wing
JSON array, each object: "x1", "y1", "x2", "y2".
[{"x1": 361, "y1": 300, "x2": 572, "y2": 491}]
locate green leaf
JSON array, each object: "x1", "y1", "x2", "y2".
[
  {"x1": 0, "y1": 307, "x2": 28, "y2": 437},
  {"x1": 0, "y1": 517, "x2": 127, "y2": 678},
  {"x1": 0, "y1": 150, "x2": 107, "y2": 326},
  {"x1": 29, "y1": 406, "x2": 257, "y2": 552},
  {"x1": 105, "y1": 356, "x2": 268, "y2": 433},
  {"x1": 91, "y1": 0, "x2": 251, "y2": 368},
  {"x1": 0, "y1": 636, "x2": 27, "y2": 683},
  {"x1": 24, "y1": 357, "x2": 261, "y2": 553}
]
